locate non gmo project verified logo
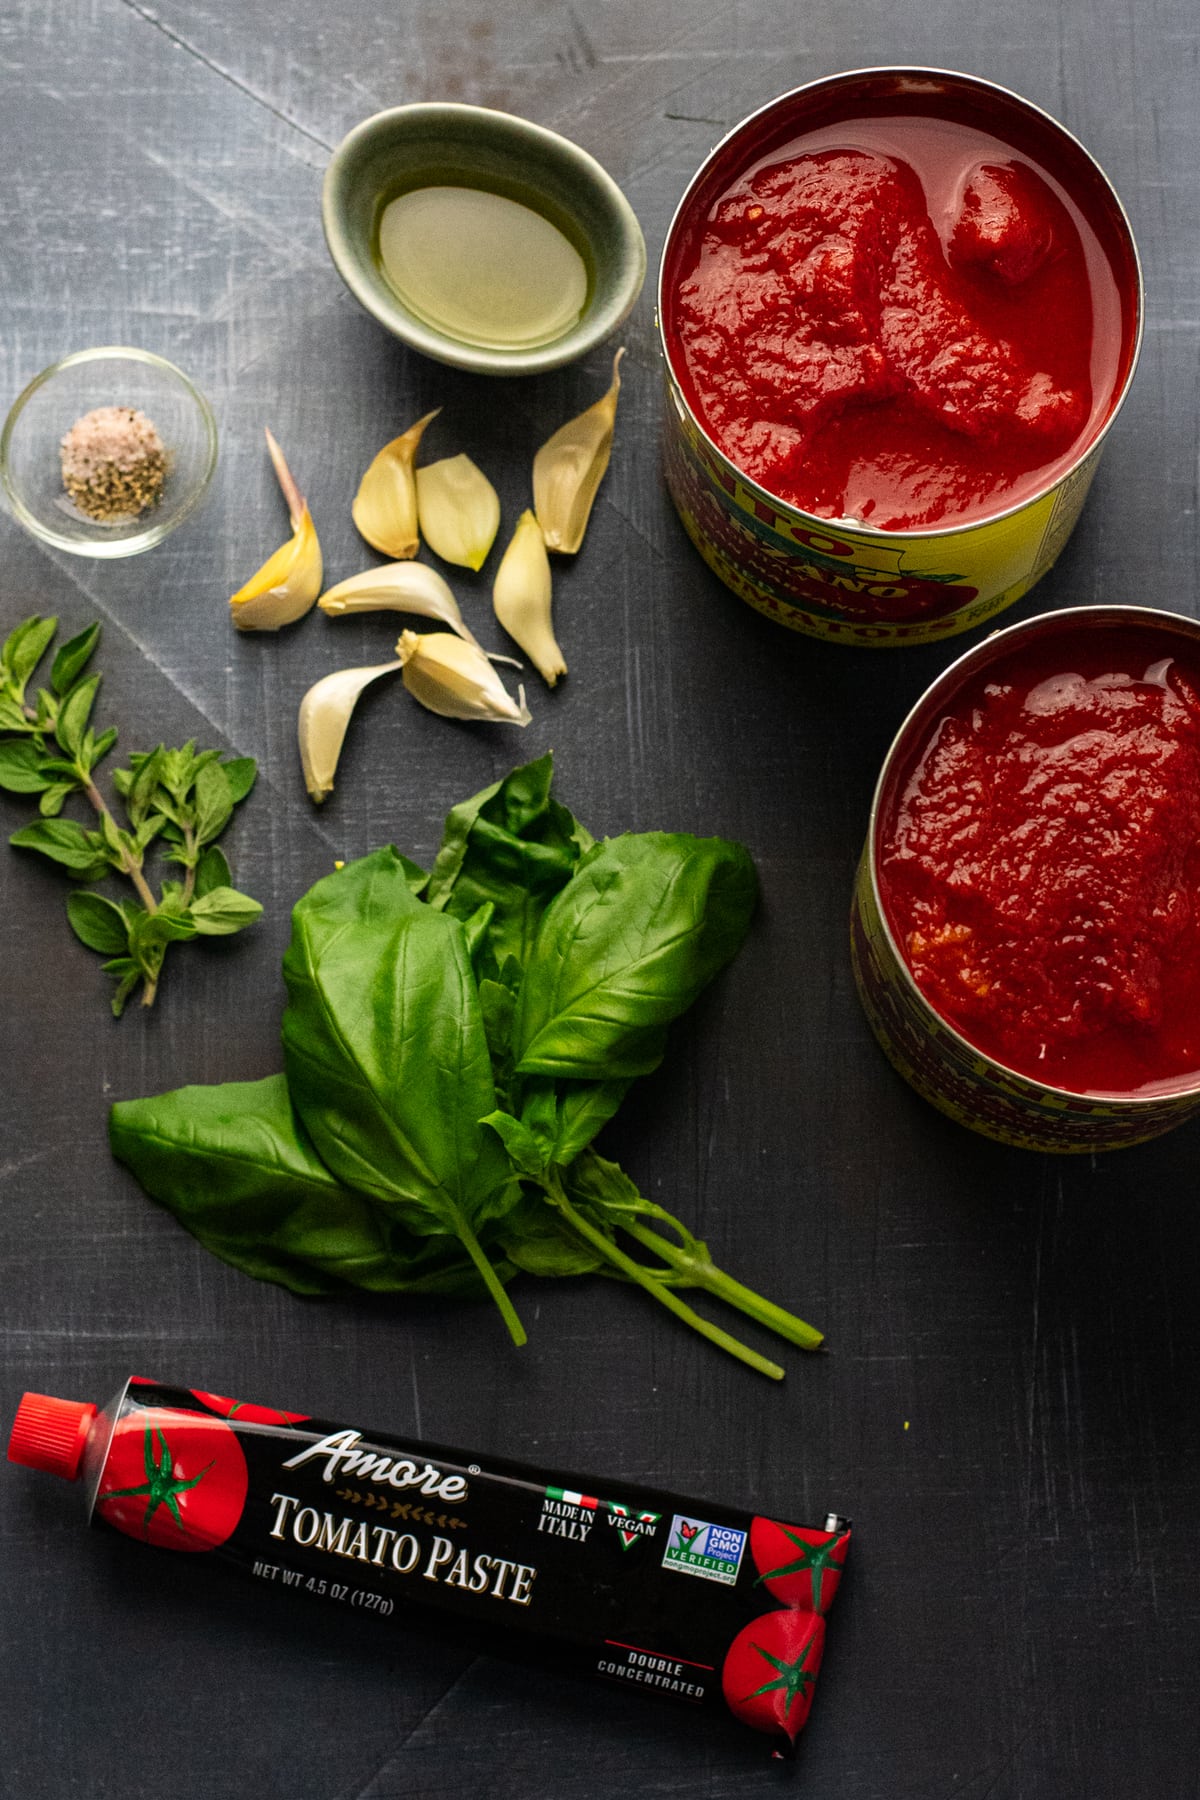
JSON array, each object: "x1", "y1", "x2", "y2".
[{"x1": 662, "y1": 1515, "x2": 747, "y2": 1586}]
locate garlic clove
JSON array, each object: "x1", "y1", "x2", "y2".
[
  {"x1": 533, "y1": 347, "x2": 624, "y2": 554},
  {"x1": 351, "y1": 408, "x2": 439, "y2": 559},
  {"x1": 230, "y1": 431, "x2": 323, "y2": 631},
  {"x1": 395, "y1": 630, "x2": 530, "y2": 727},
  {"x1": 415, "y1": 454, "x2": 500, "y2": 571},
  {"x1": 493, "y1": 509, "x2": 565, "y2": 687},
  {"x1": 297, "y1": 659, "x2": 401, "y2": 803},
  {"x1": 318, "y1": 560, "x2": 485, "y2": 651}
]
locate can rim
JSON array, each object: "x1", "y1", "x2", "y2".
[
  {"x1": 656, "y1": 65, "x2": 1146, "y2": 543},
  {"x1": 863, "y1": 603, "x2": 1200, "y2": 1107}
]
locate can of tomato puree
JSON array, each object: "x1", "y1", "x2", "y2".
[
  {"x1": 658, "y1": 68, "x2": 1143, "y2": 646},
  {"x1": 852, "y1": 606, "x2": 1200, "y2": 1151}
]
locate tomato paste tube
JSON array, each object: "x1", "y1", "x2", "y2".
[{"x1": 7, "y1": 1377, "x2": 850, "y2": 1755}]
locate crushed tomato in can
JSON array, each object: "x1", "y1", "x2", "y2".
[
  {"x1": 852, "y1": 605, "x2": 1200, "y2": 1150},
  {"x1": 658, "y1": 67, "x2": 1143, "y2": 645},
  {"x1": 8, "y1": 1377, "x2": 850, "y2": 1756}
]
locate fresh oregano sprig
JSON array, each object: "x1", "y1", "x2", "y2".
[{"x1": 0, "y1": 614, "x2": 262, "y2": 1014}]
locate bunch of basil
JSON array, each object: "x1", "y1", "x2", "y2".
[{"x1": 110, "y1": 755, "x2": 821, "y2": 1377}]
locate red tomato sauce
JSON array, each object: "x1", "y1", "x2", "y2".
[
  {"x1": 671, "y1": 111, "x2": 1127, "y2": 531},
  {"x1": 878, "y1": 630, "x2": 1200, "y2": 1095}
]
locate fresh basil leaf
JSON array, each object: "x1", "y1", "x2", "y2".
[
  {"x1": 426, "y1": 752, "x2": 593, "y2": 974},
  {"x1": 0, "y1": 740, "x2": 54, "y2": 793},
  {"x1": 500, "y1": 1189, "x2": 607, "y2": 1278},
  {"x1": 2, "y1": 616, "x2": 57, "y2": 691},
  {"x1": 53, "y1": 674, "x2": 100, "y2": 759},
  {"x1": 191, "y1": 761, "x2": 234, "y2": 844},
  {"x1": 480, "y1": 1109, "x2": 548, "y2": 1179},
  {"x1": 512, "y1": 832, "x2": 758, "y2": 1080},
  {"x1": 565, "y1": 1147, "x2": 650, "y2": 1217},
  {"x1": 11, "y1": 817, "x2": 108, "y2": 876},
  {"x1": 194, "y1": 845, "x2": 231, "y2": 897},
  {"x1": 281, "y1": 847, "x2": 519, "y2": 1249},
  {"x1": 67, "y1": 891, "x2": 130, "y2": 954},
  {"x1": 109, "y1": 1075, "x2": 426, "y2": 1297},
  {"x1": 477, "y1": 976, "x2": 517, "y2": 1088},
  {"x1": 517, "y1": 1075, "x2": 631, "y2": 1167},
  {"x1": 50, "y1": 622, "x2": 100, "y2": 696},
  {"x1": 220, "y1": 756, "x2": 257, "y2": 804},
  {"x1": 189, "y1": 886, "x2": 263, "y2": 936},
  {"x1": 462, "y1": 899, "x2": 495, "y2": 965}
]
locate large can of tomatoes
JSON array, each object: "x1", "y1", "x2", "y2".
[
  {"x1": 658, "y1": 68, "x2": 1143, "y2": 646},
  {"x1": 851, "y1": 605, "x2": 1200, "y2": 1151}
]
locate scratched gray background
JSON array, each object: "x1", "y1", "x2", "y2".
[{"x1": 2, "y1": 2, "x2": 1198, "y2": 1796}]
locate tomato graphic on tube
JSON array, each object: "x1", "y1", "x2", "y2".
[
  {"x1": 190, "y1": 1390, "x2": 308, "y2": 1426},
  {"x1": 721, "y1": 1609, "x2": 826, "y2": 1744},
  {"x1": 95, "y1": 1409, "x2": 249, "y2": 1552},
  {"x1": 749, "y1": 1518, "x2": 850, "y2": 1614}
]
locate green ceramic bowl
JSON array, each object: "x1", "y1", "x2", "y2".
[{"x1": 322, "y1": 103, "x2": 646, "y2": 376}]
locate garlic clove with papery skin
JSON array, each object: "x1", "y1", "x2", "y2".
[
  {"x1": 493, "y1": 509, "x2": 565, "y2": 687},
  {"x1": 351, "y1": 409, "x2": 439, "y2": 559},
  {"x1": 395, "y1": 630, "x2": 530, "y2": 726},
  {"x1": 297, "y1": 660, "x2": 402, "y2": 803},
  {"x1": 318, "y1": 561, "x2": 485, "y2": 651},
  {"x1": 415, "y1": 454, "x2": 500, "y2": 571},
  {"x1": 533, "y1": 347, "x2": 624, "y2": 554},
  {"x1": 230, "y1": 430, "x2": 324, "y2": 631}
]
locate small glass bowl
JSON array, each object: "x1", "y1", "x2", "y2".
[{"x1": 0, "y1": 347, "x2": 218, "y2": 557}]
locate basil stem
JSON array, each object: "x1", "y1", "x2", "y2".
[{"x1": 543, "y1": 1171, "x2": 785, "y2": 1382}]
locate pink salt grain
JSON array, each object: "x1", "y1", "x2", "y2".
[{"x1": 60, "y1": 405, "x2": 166, "y2": 521}]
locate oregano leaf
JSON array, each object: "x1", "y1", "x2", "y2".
[
  {"x1": 50, "y1": 623, "x2": 101, "y2": 696},
  {"x1": 54, "y1": 674, "x2": 101, "y2": 759},
  {"x1": 0, "y1": 740, "x2": 54, "y2": 794},
  {"x1": 67, "y1": 891, "x2": 131, "y2": 955},
  {"x1": 2, "y1": 616, "x2": 57, "y2": 692}
]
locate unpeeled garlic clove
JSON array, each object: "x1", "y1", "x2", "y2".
[
  {"x1": 493, "y1": 509, "x2": 565, "y2": 687},
  {"x1": 351, "y1": 408, "x2": 439, "y2": 559},
  {"x1": 395, "y1": 630, "x2": 530, "y2": 727},
  {"x1": 415, "y1": 454, "x2": 500, "y2": 571},
  {"x1": 533, "y1": 347, "x2": 624, "y2": 554},
  {"x1": 297, "y1": 660, "x2": 401, "y2": 803},
  {"x1": 318, "y1": 561, "x2": 485, "y2": 651},
  {"x1": 230, "y1": 430, "x2": 324, "y2": 631}
]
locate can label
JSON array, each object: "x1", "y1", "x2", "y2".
[
  {"x1": 850, "y1": 850, "x2": 1200, "y2": 1151},
  {"x1": 663, "y1": 373, "x2": 1102, "y2": 647}
]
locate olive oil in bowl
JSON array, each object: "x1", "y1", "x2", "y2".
[{"x1": 376, "y1": 185, "x2": 590, "y2": 352}]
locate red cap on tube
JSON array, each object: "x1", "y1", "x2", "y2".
[{"x1": 7, "y1": 1392, "x2": 96, "y2": 1482}]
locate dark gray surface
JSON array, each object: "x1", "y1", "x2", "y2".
[{"x1": 2, "y1": 3, "x2": 1198, "y2": 1797}]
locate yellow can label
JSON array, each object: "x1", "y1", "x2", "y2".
[
  {"x1": 850, "y1": 851, "x2": 1199, "y2": 1152},
  {"x1": 664, "y1": 376, "x2": 1102, "y2": 647}
]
